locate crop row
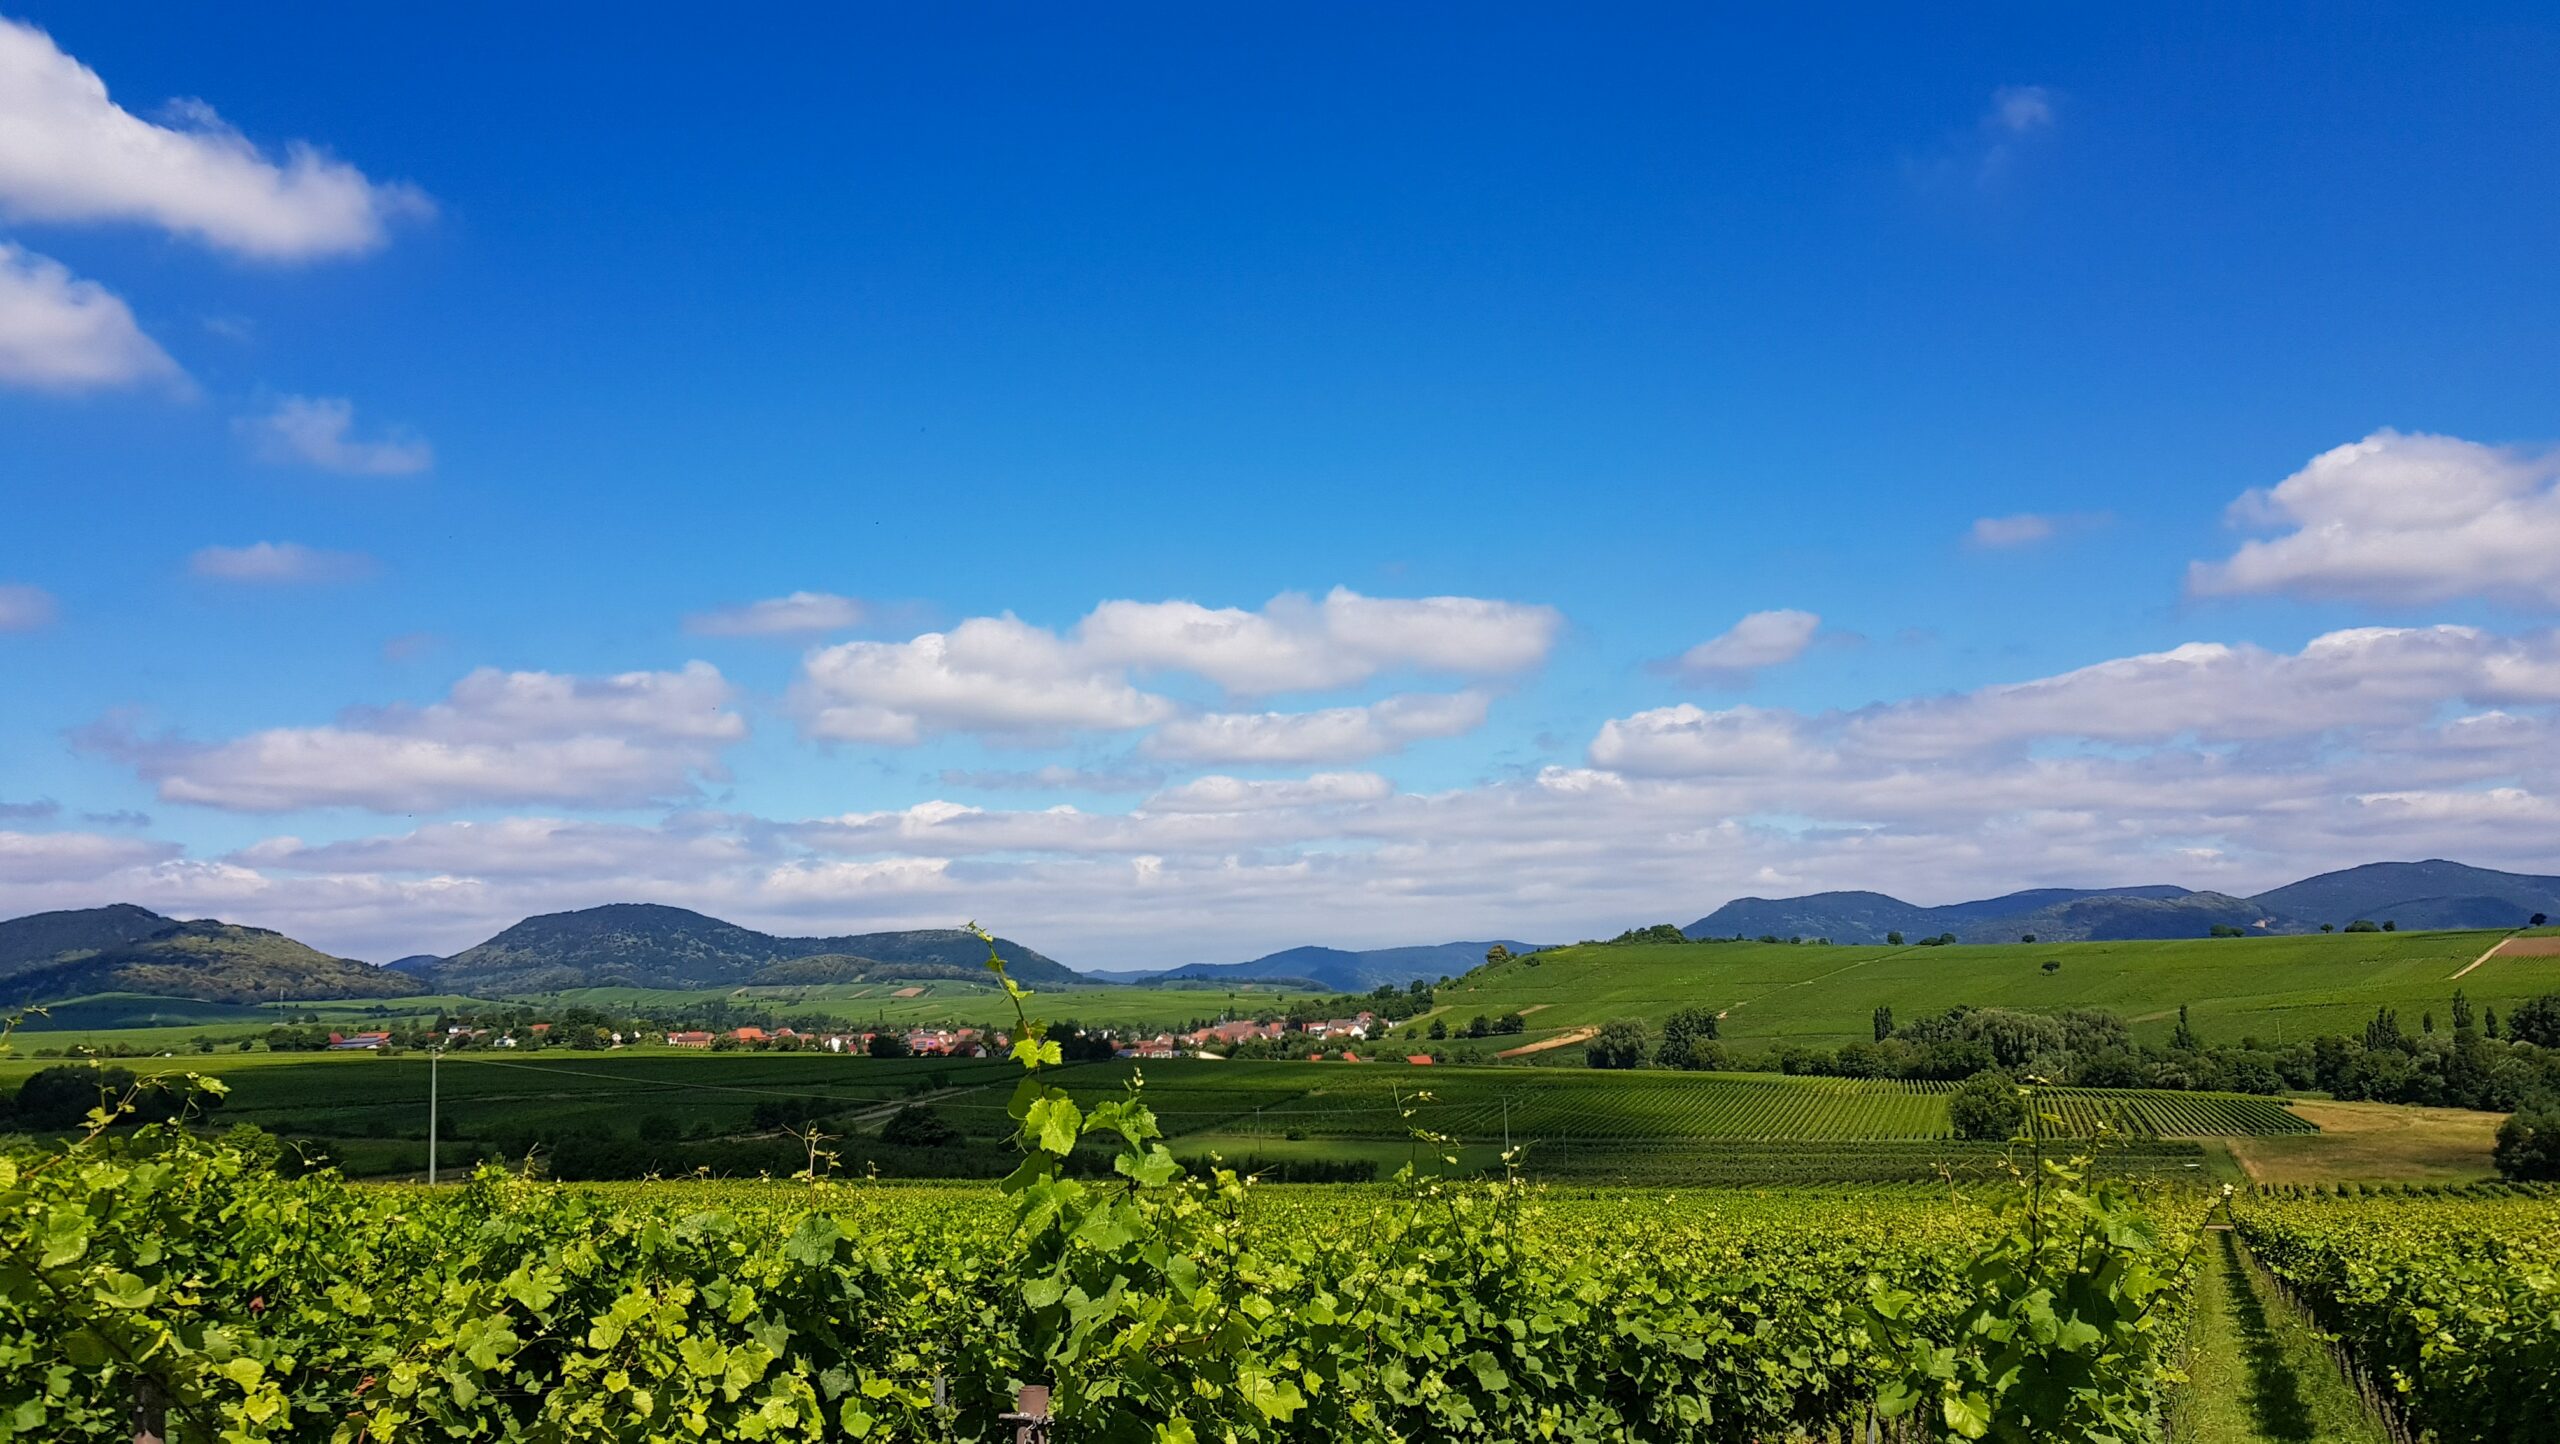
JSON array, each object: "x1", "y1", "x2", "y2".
[{"x1": 2235, "y1": 1193, "x2": 2560, "y2": 1442}]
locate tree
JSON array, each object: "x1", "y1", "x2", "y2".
[
  {"x1": 2534, "y1": 913, "x2": 2550, "y2": 928},
  {"x1": 2486, "y1": 1006, "x2": 2501, "y2": 1039},
  {"x1": 1426, "y1": 1018, "x2": 1447, "y2": 1040},
  {"x1": 2494, "y1": 1103, "x2": 2560, "y2": 1181},
  {"x1": 1585, "y1": 1018, "x2": 1651, "y2": 1070},
  {"x1": 1484, "y1": 944, "x2": 1513, "y2": 968},
  {"x1": 2453, "y1": 988, "x2": 2475, "y2": 1033},
  {"x1": 881, "y1": 1105, "x2": 962, "y2": 1149},
  {"x1": 2344, "y1": 919, "x2": 2380, "y2": 933},
  {"x1": 2320, "y1": 922, "x2": 2335, "y2": 933},
  {"x1": 866, "y1": 1031, "x2": 911, "y2": 1059},
  {"x1": 2040, "y1": 960, "x2": 2060, "y2": 975},
  {"x1": 2383, "y1": 920, "x2": 2397, "y2": 932},
  {"x1": 1885, "y1": 931, "x2": 1905, "y2": 946},
  {"x1": 2507, "y1": 992, "x2": 2560, "y2": 1049},
  {"x1": 1947, "y1": 1071, "x2": 2026, "y2": 1141},
  {"x1": 2170, "y1": 1004, "x2": 2199, "y2": 1052},
  {"x1": 1657, "y1": 1007, "x2": 1723, "y2": 1069},
  {"x1": 2020, "y1": 934, "x2": 2036, "y2": 944},
  {"x1": 1872, "y1": 1005, "x2": 1894, "y2": 1042}
]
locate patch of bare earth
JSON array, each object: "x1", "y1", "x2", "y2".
[{"x1": 1498, "y1": 1026, "x2": 1597, "y2": 1058}]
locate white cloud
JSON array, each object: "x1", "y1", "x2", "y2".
[
  {"x1": 0, "y1": 242, "x2": 179, "y2": 391},
  {"x1": 796, "y1": 618, "x2": 1176, "y2": 744},
  {"x1": 1078, "y1": 588, "x2": 1561, "y2": 695},
  {"x1": 685, "y1": 591, "x2": 867, "y2": 637},
  {"x1": 795, "y1": 588, "x2": 1554, "y2": 746},
  {"x1": 188, "y1": 540, "x2": 375, "y2": 585},
  {"x1": 0, "y1": 829, "x2": 179, "y2": 883},
  {"x1": 80, "y1": 661, "x2": 745, "y2": 813},
  {"x1": 1969, "y1": 514, "x2": 2052, "y2": 548},
  {"x1": 2190, "y1": 429, "x2": 2560, "y2": 607},
  {"x1": 0, "y1": 581, "x2": 59, "y2": 631},
  {"x1": 1141, "y1": 772, "x2": 1394, "y2": 813},
  {"x1": 1990, "y1": 85, "x2": 2055, "y2": 134},
  {"x1": 236, "y1": 395, "x2": 432, "y2": 475},
  {"x1": 1145, "y1": 691, "x2": 1491, "y2": 764},
  {"x1": 1662, "y1": 609, "x2": 1821, "y2": 683},
  {"x1": 0, "y1": 18, "x2": 428, "y2": 261},
  {"x1": 1589, "y1": 704, "x2": 1828, "y2": 778}
]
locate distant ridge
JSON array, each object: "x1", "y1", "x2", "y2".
[
  {"x1": 420, "y1": 903, "x2": 1082, "y2": 994},
  {"x1": 1115, "y1": 940, "x2": 1547, "y2": 993},
  {"x1": 0, "y1": 905, "x2": 422, "y2": 1007},
  {"x1": 1686, "y1": 860, "x2": 2560, "y2": 944}
]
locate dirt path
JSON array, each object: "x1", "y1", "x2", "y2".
[
  {"x1": 2448, "y1": 931, "x2": 2521, "y2": 981},
  {"x1": 1497, "y1": 1026, "x2": 1597, "y2": 1058}
]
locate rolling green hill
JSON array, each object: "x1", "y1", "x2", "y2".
[
  {"x1": 424, "y1": 904, "x2": 1082, "y2": 993},
  {"x1": 1421, "y1": 928, "x2": 2560, "y2": 1050},
  {"x1": 0, "y1": 903, "x2": 183, "y2": 981},
  {"x1": 0, "y1": 918, "x2": 425, "y2": 1008}
]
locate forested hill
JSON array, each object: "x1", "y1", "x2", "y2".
[
  {"x1": 420, "y1": 903, "x2": 1081, "y2": 993},
  {"x1": 0, "y1": 907, "x2": 421, "y2": 1006},
  {"x1": 1689, "y1": 860, "x2": 2560, "y2": 944}
]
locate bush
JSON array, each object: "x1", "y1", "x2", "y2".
[
  {"x1": 866, "y1": 1032, "x2": 911, "y2": 1059},
  {"x1": 1947, "y1": 1071, "x2": 2026, "y2": 1141},
  {"x1": 881, "y1": 1105, "x2": 962, "y2": 1149},
  {"x1": 1656, "y1": 1007, "x2": 1724, "y2": 1070},
  {"x1": 2493, "y1": 1103, "x2": 2560, "y2": 1181},
  {"x1": 2507, "y1": 992, "x2": 2560, "y2": 1049},
  {"x1": 1584, "y1": 1018, "x2": 1651, "y2": 1070}
]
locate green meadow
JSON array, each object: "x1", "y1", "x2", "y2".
[{"x1": 1419, "y1": 928, "x2": 2559, "y2": 1052}]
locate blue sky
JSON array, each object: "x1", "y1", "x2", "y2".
[{"x1": 4, "y1": 5, "x2": 2560, "y2": 966}]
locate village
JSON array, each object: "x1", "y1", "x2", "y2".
[{"x1": 305, "y1": 1008, "x2": 1415, "y2": 1062}]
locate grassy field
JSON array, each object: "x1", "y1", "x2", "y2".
[
  {"x1": 2220, "y1": 1098, "x2": 2508, "y2": 1185},
  {"x1": 1413, "y1": 928, "x2": 2559, "y2": 1053},
  {"x1": 517, "y1": 978, "x2": 1302, "y2": 1030}
]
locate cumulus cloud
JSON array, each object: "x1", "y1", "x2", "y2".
[
  {"x1": 0, "y1": 243, "x2": 180, "y2": 391},
  {"x1": 236, "y1": 395, "x2": 432, "y2": 475},
  {"x1": 1145, "y1": 692, "x2": 1491, "y2": 764},
  {"x1": 796, "y1": 618, "x2": 1177, "y2": 744},
  {"x1": 2189, "y1": 429, "x2": 2560, "y2": 607},
  {"x1": 939, "y1": 765, "x2": 1164, "y2": 794},
  {"x1": 1077, "y1": 588, "x2": 1561, "y2": 694},
  {"x1": 685, "y1": 591, "x2": 867, "y2": 637},
  {"x1": 1660, "y1": 610, "x2": 1822, "y2": 684},
  {"x1": 79, "y1": 661, "x2": 745, "y2": 812},
  {"x1": 188, "y1": 541, "x2": 375, "y2": 585},
  {"x1": 0, "y1": 829, "x2": 180, "y2": 883},
  {"x1": 795, "y1": 589, "x2": 1555, "y2": 746},
  {"x1": 0, "y1": 18, "x2": 428, "y2": 261},
  {"x1": 1141, "y1": 772, "x2": 1394, "y2": 813},
  {"x1": 0, "y1": 581, "x2": 59, "y2": 631}
]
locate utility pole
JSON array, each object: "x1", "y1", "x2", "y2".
[
  {"x1": 427, "y1": 1042, "x2": 440, "y2": 1185},
  {"x1": 1501, "y1": 1095, "x2": 1511, "y2": 1153}
]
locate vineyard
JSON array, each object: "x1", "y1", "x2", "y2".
[
  {"x1": 2235, "y1": 1190, "x2": 2560, "y2": 1442},
  {"x1": 2, "y1": 1125, "x2": 2201, "y2": 1443}
]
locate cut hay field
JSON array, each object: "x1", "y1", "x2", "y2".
[{"x1": 1419, "y1": 928, "x2": 2560, "y2": 1053}]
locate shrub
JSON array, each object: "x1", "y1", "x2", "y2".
[
  {"x1": 1655, "y1": 1007, "x2": 1723, "y2": 1070},
  {"x1": 1947, "y1": 1071, "x2": 2025, "y2": 1141},
  {"x1": 2493, "y1": 1103, "x2": 2560, "y2": 1181},
  {"x1": 1585, "y1": 1018, "x2": 1651, "y2": 1070},
  {"x1": 880, "y1": 1105, "x2": 962, "y2": 1149}
]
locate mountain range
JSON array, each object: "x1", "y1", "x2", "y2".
[
  {"x1": 5, "y1": 859, "x2": 2553, "y2": 1010},
  {"x1": 1087, "y1": 940, "x2": 1545, "y2": 993},
  {"x1": 1687, "y1": 860, "x2": 2560, "y2": 945}
]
